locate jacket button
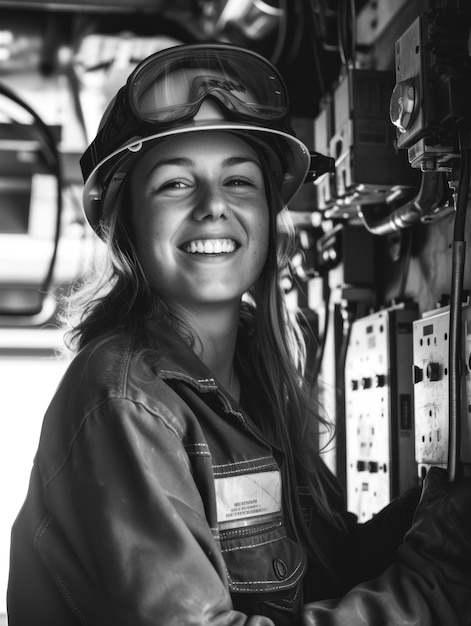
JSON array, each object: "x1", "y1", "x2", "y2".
[{"x1": 273, "y1": 558, "x2": 288, "y2": 580}]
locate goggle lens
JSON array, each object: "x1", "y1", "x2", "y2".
[
  {"x1": 80, "y1": 45, "x2": 295, "y2": 185},
  {"x1": 129, "y1": 47, "x2": 288, "y2": 124}
]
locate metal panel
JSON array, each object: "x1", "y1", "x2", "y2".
[{"x1": 345, "y1": 304, "x2": 418, "y2": 520}]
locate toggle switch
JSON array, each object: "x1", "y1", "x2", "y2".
[{"x1": 426, "y1": 362, "x2": 440, "y2": 381}]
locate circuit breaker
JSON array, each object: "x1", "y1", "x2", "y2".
[
  {"x1": 412, "y1": 304, "x2": 471, "y2": 478},
  {"x1": 345, "y1": 304, "x2": 418, "y2": 521}
]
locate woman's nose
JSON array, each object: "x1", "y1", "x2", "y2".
[{"x1": 192, "y1": 188, "x2": 229, "y2": 221}]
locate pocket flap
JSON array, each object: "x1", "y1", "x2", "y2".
[{"x1": 221, "y1": 524, "x2": 306, "y2": 593}]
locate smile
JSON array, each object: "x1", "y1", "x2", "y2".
[{"x1": 182, "y1": 238, "x2": 238, "y2": 254}]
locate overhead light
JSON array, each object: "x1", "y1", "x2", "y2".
[{"x1": 214, "y1": 0, "x2": 283, "y2": 41}]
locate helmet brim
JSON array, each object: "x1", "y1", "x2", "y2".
[{"x1": 82, "y1": 120, "x2": 310, "y2": 237}]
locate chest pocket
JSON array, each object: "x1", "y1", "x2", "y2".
[
  {"x1": 220, "y1": 518, "x2": 306, "y2": 623},
  {"x1": 215, "y1": 470, "x2": 307, "y2": 621}
]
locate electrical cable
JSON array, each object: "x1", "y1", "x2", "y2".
[
  {"x1": 269, "y1": 0, "x2": 289, "y2": 66},
  {"x1": 307, "y1": 273, "x2": 331, "y2": 387},
  {"x1": 447, "y1": 146, "x2": 470, "y2": 482},
  {"x1": 395, "y1": 228, "x2": 413, "y2": 302},
  {"x1": 336, "y1": 0, "x2": 347, "y2": 66},
  {"x1": 307, "y1": 0, "x2": 327, "y2": 98},
  {"x1": 0, "y1": 81, "x2": 63, "y2": 317},
  {"x1": 337, "y1": 0, "x2": 356, "y2": 68},
  {"x1": 348, "y1": 0, "x2": 356, "y2": 66},
  {"x1": 287, "y1": 0, "x2": 306, "y2": 65},
  {"x1": 272, "y1": 0, "x2": 304, "y2": 67}
]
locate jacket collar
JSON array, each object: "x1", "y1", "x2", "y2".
[
  {"x1": 146, "y1": 320, "x2": 219, "y2": 392},
  {"x1": 145, "y1": 319, "x2": 282, "y2": 452}
]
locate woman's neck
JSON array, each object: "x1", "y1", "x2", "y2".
[{"x1": 174, "y1": 300, "x2": 241, "y2": 398}]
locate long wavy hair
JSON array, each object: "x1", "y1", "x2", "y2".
[{"x1": 62, "y1": 139, "x2": 345, "y2": 573}]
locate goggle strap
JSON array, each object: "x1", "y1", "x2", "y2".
[{"x1": 304, "y1": 152, "x2": 335, "y2": 183}]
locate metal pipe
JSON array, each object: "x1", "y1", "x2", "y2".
[{"x1": 357, "y1": 172, "x2": 447, "y2": 236}]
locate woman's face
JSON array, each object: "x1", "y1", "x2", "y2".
[{"x1": 129, "y1": 131, "x2": 270, "y2": 311}]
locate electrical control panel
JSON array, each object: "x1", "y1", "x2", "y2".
[
  {"x1": 412, "y1": 304, "x2": 471, "y2": 477},
  {"x1": 390, "y1": 8, "x2": 471, "y2": 171},
  {"x1": 328, "y1": 68, "x2": 418, "y2": 209},
  {"x1": 345, "y1": 305, "x2": 418, "y2": 521}
]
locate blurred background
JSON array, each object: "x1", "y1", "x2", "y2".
[{"x1": 0, "y1": 0, "x2": 470, "y2": 621}]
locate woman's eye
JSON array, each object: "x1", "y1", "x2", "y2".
[
  {"x1": 227, "y1": 177, "x2": 253, "y2": 187},
  {"x1": 159, "y1": 180, "x2": 188, "y2": 190}
]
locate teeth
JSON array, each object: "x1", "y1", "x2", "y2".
[{"x1": 183, "y1": 239, "x2": 236, "y2": 254}]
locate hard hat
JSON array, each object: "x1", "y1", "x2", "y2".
[{"x1": 80, "y1": 43, "x2": 318, "y2": 236}]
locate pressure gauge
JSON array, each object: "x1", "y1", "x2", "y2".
[{"x1": 389, "y1": 78, "x2": 417, "y2": 134}]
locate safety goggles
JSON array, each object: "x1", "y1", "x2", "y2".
[{"x1": 81, "y1": 44, "x2": 291, "y2": 180}]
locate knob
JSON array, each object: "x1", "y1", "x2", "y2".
[
  {"x1": 375, "y1": 374, "x2": 386, "y2": 388},
  {"x1": 390, "y1": 78, "x2": 417, "y2": 133}
]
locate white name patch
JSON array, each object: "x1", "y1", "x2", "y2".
[{"x1": 215, "y1": 470, "x2": 281, "y2": 527}]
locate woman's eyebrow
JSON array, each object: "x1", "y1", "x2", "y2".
[
  {"x1": 149, "y1": 155, "x2": 262, "y2": 174},
  {"x1": 149, "y1": 157, "x2": 193, "y2": 173},
  {"x1": 223, "y1": 156, "x2": 263, "y2": 169}
]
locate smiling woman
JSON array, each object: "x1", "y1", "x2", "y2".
[
  {"x1": 129, "y1": 131, "x2": 269, "y2": 325},
  {"x1": 7, "y1": 42, "x2": 471, "y2": 626}
]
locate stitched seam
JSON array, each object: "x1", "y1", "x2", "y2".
[
  {"x1": 213, "y1": 456, "x2": 274, "y2": 468},
  {"x1": 184, "y1": 443, "x2": 209, "y2": 451},
  {"x1": 265, "y1": 585, "x2": 301, "y2": 612},
  {"x1": 214, "y1": 462, "x2": 275, "y2": 476},
  {"x1": 225, "y1": 559, "x2": 304, "y2": 591},
  {"x1": 184, "y1": 442, "x2": 210, "y2": 457},
  {"x1": 118, "y1": 337, "x2": 133, "y2": 397},
  {"x1": 220, "y1": 534, "x2": 285, "y2": 553},
  {"x1": 186, "y1": 450, "x2": 211, "y2": 457},
  {"x1": 35, "y1": 514, "x2": 88, "y2": 624},
  {"x1": 219, "y1": 521, "x2": 281, "y2": 538},
  {"x1": 161, "y1": 370, "x2": 217, "y2": 387}
]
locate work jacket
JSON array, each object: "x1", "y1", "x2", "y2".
[{"x1": 7, "y1": 322, "x2": 421, "y2": 625}]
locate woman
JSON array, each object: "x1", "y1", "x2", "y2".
[{"x1": 7, "y1": 43, "x2": 471, "y2": 625}]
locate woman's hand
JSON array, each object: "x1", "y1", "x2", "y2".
[{"x1": 301, "y1": 466, "x2": 471, "y2": 625}]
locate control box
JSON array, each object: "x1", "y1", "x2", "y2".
[
  {"x1": 412, "y1": 304, "x2": 471, "y2": 477},
  {"x1": 329, "y1": 68, "x2": 418, "y2": 202},
  {"x1": 391, "y1": 9, "x2": 471, "y2": 170},
  {"x1": 345, "y1": 305, "x2": 418, "y2": 521}
]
